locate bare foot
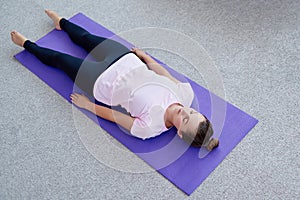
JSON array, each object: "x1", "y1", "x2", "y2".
[
  {"x1": 45, "y1": 9, "x2": 62, "y2": 30},
  {"x1": 10, "y1": 31, "x2": 27, "y2": 47}
]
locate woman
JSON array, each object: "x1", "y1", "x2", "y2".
[{"x1": 11, "y1": 10, "x2": 219, "y2": 151}]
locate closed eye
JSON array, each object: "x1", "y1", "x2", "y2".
[
  {"x1": 191, "y1": 110, "x2": 197, "y2": 115},
  {"x1": 183, "y1": 118, "x2": 188, "y2": 124},
  {"x1": 183, "y1": 110, "x2": 197, "y2": 124}
]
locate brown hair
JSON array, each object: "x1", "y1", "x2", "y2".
[{"x1": 182, "y1": 115, "x2": 219, "y2": 151}]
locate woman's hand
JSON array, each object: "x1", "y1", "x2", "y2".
[
  {"x1": 70, "y1": 93, "x2": 91, "y2": 109},
  {"x1": 131, "y1": 47, "x2": 147, "y2": 59}
]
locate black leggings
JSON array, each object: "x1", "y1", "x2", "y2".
[{"x1": 23, "y1": 18, "x2": 131, "y2": 97}]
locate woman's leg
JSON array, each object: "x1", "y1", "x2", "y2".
[
  {"x1": 59, "y1": 18, "x2": 106, "y2": 53},
  {"x1": 23, "y1": 40, "x2": 83, "y2": 82},
  {"x1": 46, "y1": 10, "x2": 107, "y2": 55},
  {"x1": 59, "y1": 18, "x2": 131, "y2": 63},
  {"x1": 46, "y1": 10, "x2": 131, "y2": 62},
  {"x1": 23, "y1": 40, "x2": 108, "y2": 96}
]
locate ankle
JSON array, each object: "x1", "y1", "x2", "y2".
[
  {"x1": 22, "y1": 40, "x2": 31, "y2": 48},
  {"x1": 59, "y1": 18, "x2": 66, "y2": 29}
]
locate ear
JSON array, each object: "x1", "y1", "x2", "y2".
[{"x1": 177, "y1": 130, "x2": 183, "y2": 138}]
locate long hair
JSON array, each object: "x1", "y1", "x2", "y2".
[{"x1": 182, "y1": 115, "x2": 218, "y2": 150}]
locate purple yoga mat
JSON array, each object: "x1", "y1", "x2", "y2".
[{"x1": 14, "y1": 13, "x2": 258, "y2": 195}]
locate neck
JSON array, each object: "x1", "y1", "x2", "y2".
[{"x1": 165, "y1": 103, "x2": 182, "y2": 129}]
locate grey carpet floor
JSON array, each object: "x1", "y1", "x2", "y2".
[{"x1": 1, "y1": 0, "x2": 299, "y2": 199}]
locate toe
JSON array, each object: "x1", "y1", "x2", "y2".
[{"x1": 10, "y1": 31, "x2": 17, "y2": 39}]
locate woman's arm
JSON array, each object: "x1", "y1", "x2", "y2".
[
  {"x1": 70, "y1": 93, "x2": 135, "y2": 131},
  {"x1": 131, "y1": 47, "x2": 181, "y2": 84}
]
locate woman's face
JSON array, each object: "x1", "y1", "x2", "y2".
[{"x1": 176, "y1": 107, "x2": 206, "y2": 138}]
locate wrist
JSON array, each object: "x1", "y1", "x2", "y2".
[
  {"x1": 141, "y1": 53, "x2": 148, "y2": 59},
  {"x1": 85, "y1": 101, "x2": 94, "y2": 111},
  {"x1": 136, "y1": 51, "x2": 147, "y2": 59}
]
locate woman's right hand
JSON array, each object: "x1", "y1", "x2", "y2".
[
  {"x1": 131, "y1": 47, "x2": 147, "y2": 59},
  {"x1": 70, "y1": 93, "x2": 91, "y2": 109}
]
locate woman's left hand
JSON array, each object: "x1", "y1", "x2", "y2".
[
  {"x1": 131, "y1": 47, "x2": 147, "y2": 59},
  {"x1": 70, "y1": 93, "x2": 91, "y2": 109}
]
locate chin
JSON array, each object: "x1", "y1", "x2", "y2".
[{"x1": 175, "y1": 116, "x2": 182, "y2": 129}]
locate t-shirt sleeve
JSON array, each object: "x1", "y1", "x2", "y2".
[
  {"x1": 130, "y1": 117, "x2": 163, "y2": 140},
  {"x1": 177, "y1": 82, "x2": 194, "y2": 107}
]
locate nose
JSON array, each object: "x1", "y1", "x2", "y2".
[{"x1": 181, "y1": 108, "x2": 189, "y2": 117}]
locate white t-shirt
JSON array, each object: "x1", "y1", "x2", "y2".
[{"x1": 93, "y1": 53, "x2": 194, "y2": 139}]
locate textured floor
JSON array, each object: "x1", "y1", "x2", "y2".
[{"x1": 1, "y1": 0, "x2": 299, "y2": 199}]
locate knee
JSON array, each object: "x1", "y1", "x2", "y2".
[
  {"x1": 81, "y1": 32, "x2": 92, "y2": 42},
  {"x1": 49, "y1": 52, "x2": 68, "y2": 67},
  {"x1": 52, "y1": 52, "x2": 64, "y2": 62}
]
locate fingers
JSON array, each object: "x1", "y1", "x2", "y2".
[
  {"x1": 131, "y1": 47, "x2": 139, "y2": 52},
  {"x1": 70, "y1": 93, "x2": 87, "y2": 101},
  {"x1": 70, "y1": 93, "x2": 77, "y2": 99},
  {"x1": 70, "y1": 93, "x2": 80, "y2": 102}
]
